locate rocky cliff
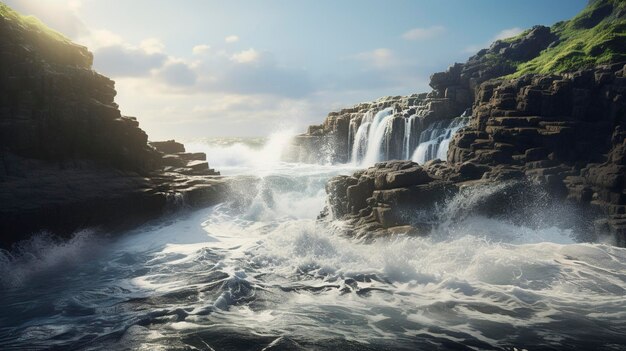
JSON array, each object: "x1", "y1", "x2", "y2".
[
  {"x1": 324, "y1": 63, "x2": 626, "y2": 243},
  {"x1": 0, "y1": 4, "x2": 223, "y2": 248},
  {"x1": 285, "y1": 23, "x2": 562, "y2": 163},
  {"x1": 290, "y1": 0, "x2": 626, "y2": 165},
  {"x1": 307, "y1": 0, "x2": 626, "y2": 244}
]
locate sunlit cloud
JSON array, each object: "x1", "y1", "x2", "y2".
[
  {"x1": 155, "y1": 60, "x2": 197, "y2": 87},
  {"x1": 402, "y1": 26, "x2": 446, "y2": 41},
  {"x1": 225, "y1": 35, "x2": 239, "y2": 43},
  {"x1": 192, "y1": 44, "x2": 210, "y2": 55},
  {"x1": 231, "y1": 48, "x2": 260, "y2": 63},
  {"x1": 112, "y1": 75, "x2": 318, "y2": 138},
  {"x1": 464, "y1": 27, "x2": 524, "y2": 54},
  {"x1": 93, "y1": 44, "x2": 167, "y2": 77},
  {"x1": 68, "y1": 0, "x2": 82, "y2": 11},
  {"x1": 493, "y1": 27, "x2": 524, "y2": 41},
  {"x1": 352, "y1": 48, "x2": 395, "y2": 69},
  {"x1": 139, "y1": 38, "x2": 165, "y2": 54}
]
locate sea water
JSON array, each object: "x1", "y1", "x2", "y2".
[{"x1": 1, "y1": 133, "x2": 626, "y2": 350}]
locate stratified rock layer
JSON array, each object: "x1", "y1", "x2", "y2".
[
  {"x1": 324, "y1": 63, "x2": 626, "y2": 244},
  {"x1": 313, "y1": 2, "x2": 626, "y2": 244},
  {"x1": 286, "y1": 25, "x2": 561, "y2": 164},
  {"x1": 0, "y1": 8, "x2": 224, "y2": 248}
]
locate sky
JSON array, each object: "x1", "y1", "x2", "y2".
[{"x1": 6, "y1": 0, "x2": 587, "y2": 140}]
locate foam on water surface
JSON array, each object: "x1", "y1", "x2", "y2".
[{"x1": 1, "y1": 134, "x2": 626, "y2": 350}]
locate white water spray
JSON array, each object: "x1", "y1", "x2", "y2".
[{"x1": 2, "y1": 137, "x2": 626, "y2": 350}]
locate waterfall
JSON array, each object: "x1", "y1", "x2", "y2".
[
  {"x1": 348, "y1": 119, "x2": 357, "y2": 155},
  {"x1": 350, "y1": 110, "x2": 373, "y2": 163},
  {"x1": 349, "y1": 108, "x2": 469, "y2": 166},
  {"x1": 411, "y1": 116, "x2": 469, "y2": 164},
  {"x1": 350, "y1": 108, "x2": 394, "y2": 164},
  {"x1": 403, "y1": 115, "x2": 418, "y2": 159},
  {"x1": 362, "y1": 108, "x2": 395, "y2": 165}
]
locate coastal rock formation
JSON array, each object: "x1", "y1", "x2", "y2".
[
  {"x1": 290, "y1": 0, "x2": 626, "y2": 167},
  {"x1": 314, "y1": 0, "x2": 626, "y2": 244},
  {"x1": 149, "y1": 140, "x2": 220, "y2": 176},
  {"x1": 323, "y1": 63, "x2": 626, "y2": 243},
  {"x1": 0, "y1": 5, "x2": 224, "y2": 248},
  {"x1": 285, "y1": 25, "x2": 561, "y2": 164},
  {"x1": 0, "y1": 13, "x2": 161, "y2": 172},
  {"x1": 284, "y1": 92, "x2": 468, "y2": 164}
]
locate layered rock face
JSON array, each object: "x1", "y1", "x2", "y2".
[
  {"x1": 323, "y1": 160, "x2": 548, "y2": 240},
  {"x1": 0, "y1": 13, "x2": 161, "y2": 172},
  {"x1": 287, "y1": 25, "x2": 559, "y2": 164},
  {"x1": 0, "y1": 8, "x2": 223, "y2": 248},
  {"x1": 451, "y1": 63, "x2": 626, "y2": 238},
  {"x1": 324, "y1": 63, "x2": 626, "y2": 243},
  {"x1": 315, "y1": 2, "x2": 626, "y2": 244},
  {"x1": 284, "y1": 92, "x2": 468, "y2": 164},
  {"x1": 429, "y1": 25, "x2": 557, "y2": 100}
]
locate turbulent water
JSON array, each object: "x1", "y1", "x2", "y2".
[{"x1": 2, "y1": 134, "x2": 626, "y2": 350}]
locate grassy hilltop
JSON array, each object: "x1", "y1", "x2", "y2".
[
  {"x1": 0, "y1": 2, "x2": 72, "y2": 44},
  {"x1": 509, "y1": 0, "x2": 626, "y2": 76}
]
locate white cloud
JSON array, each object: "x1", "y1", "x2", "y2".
[
  {"x1": 463, "y1": 44, "x2": 484, "y2": 54},
  {"x1": 225, "y1": 35, "x2": 239, "y2": 43},
  {"x1": 352, "y1": 48, "x2": 395, "y2": 68},
  {"x1": 493, "y1": 27, "x2": 524, "y2": 41},
  {"x1": 4, "y1": 0, "x2": 425, "y2": 138},
  {"x1": 112, "y1": 75, "x2": 317, "y2": 138},
  {"x1": 192, "y1": 44, "x2": 210, "y2": 55},
  {"x1": 231, "y1": 48, "x2": 260, "y2": 63},
  {"x1": 402, "y1": 26, "x2": 445, "y2": 41},
  {"x1": 93, "y1": 44, "x2": 167, "y2": 77},
  {"x1": 464, "y1": 27, "x2": 525, "y2": 54},
  {"x1": 78, "y1": 29, "x2": 124, "y2": 49},
  {"x1": 139, "y1": 38, "x2": 165, "y2": 54},
  {"x1": 155, "y1": 60, "x2": 197, "y2": 87}
]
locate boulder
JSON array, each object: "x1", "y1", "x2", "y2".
[{"x1": 150, "y1": 140, "x2": 186, "y2": 154}]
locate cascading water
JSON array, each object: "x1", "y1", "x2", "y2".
[
  {"x1": 350, "y1": 107, "x2": 468, "y2": 166},
  {"x1": 362, "y1": 108, "x2": 395, "y2": 165},
  {"x1": 350, "y1": 110, "x2": 373, "y2": 164},
  {"x1": 351, "y1": 107, "x2": 394, "y2": 165},
  {"x1": 411, "y1": 116, "x2": 469, "y2": 164},
  {"x1": 2, "y1": 134, "x2": 626, "y2": 350},
  {"x1": 403, "y1": 114, "x2": 418, "y2": 160}
]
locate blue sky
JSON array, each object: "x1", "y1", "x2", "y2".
[{"x1": 6, "y1": 0, "x2": 587, "y2": 139}]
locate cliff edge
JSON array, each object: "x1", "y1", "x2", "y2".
[{"x1": 0, "y1": 4, "x2": 223, "y2": 248}]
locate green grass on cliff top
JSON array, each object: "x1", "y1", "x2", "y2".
[
  {"x1": 0, "y1": 2, "x2": 71, "y2": 44},
  {"x1": 510, "y1": 0, "x2": 626, "y2": 76}
]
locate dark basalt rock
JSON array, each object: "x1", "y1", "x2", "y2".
[
  {"x1": 284, "y1": 94, "x2": 469, "y2": 163},
  {"x1": 293, "y1": 0, "x2": 626, "y2": 244},
  {"x1": 323, "y1": 63, "x2": 626, "y2": 243},
  {"x1": 453, "y1": 65, "x2": 626, "y2": 239},
  {"x1": 288, "y1": 22, "x2": 561, "y2": 165},
  {"x1": 150, "y1": 140, "x2": 186, "y2": 154},
  {"x1": 0, "y1": 9, "x2": 225, "y2": 248}
]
